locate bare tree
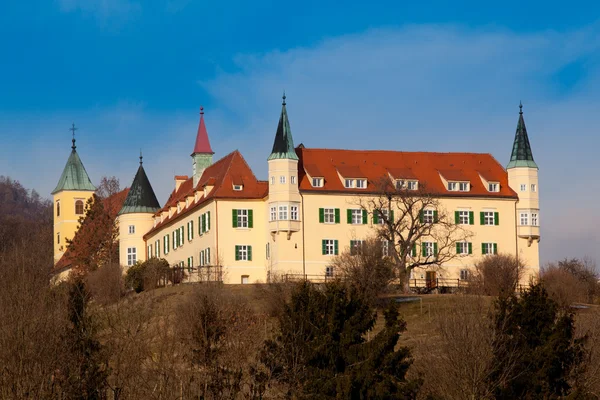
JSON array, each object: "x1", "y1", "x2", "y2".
[
  {"x1": 468, "y1": 253, "x2": 524, "y2": 296},
  {"x1": 96, "y1": 176, "x2": 121, "y2": 200},
  {"x1": 358, "y1": 179, "x2": 472, "y2": 285},
  {"x1": 331, "y1": 237, "x2": 395, "y2": 303}
]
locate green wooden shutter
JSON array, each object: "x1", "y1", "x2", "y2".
[
  {"x1": 412, "y1": 243, "x2": 417, "y2": 257},
  {"x1": 335, "y1": 208, "x2": 340, "y2": 223},
  {"x1": 433, "y1": 210, "x2": 439, "y2": 223},
  {"x1": 362, "y1": 209, "x2": 367, "y2": 224},
  {"x1": 248, "y1": 210, "x2": 254, "y2": 228},
  {"x1": 434, "y1": 242, "x2": 438, "y2": 256},
  {"x1": 469, "y1": 211, "x2": 474, "y2": 225},
  {"x1": 494, "y1": 212, "x2": 499, "y2": 226},
  {"x1": 390, "y1": 210, "x2": 395, "y2": 223},
  {"x1": 419, "y1": 210, "x2": 424, "y2": 223},
  {"x1": 172, "y1": 231, "x2": 175, "y2": 249},
  {"x1": 334, "y1": 240, "x2": 339, "y2": 255},
  {"x1": 468, "y1": 242, "x2": 472, "y2": 254},
  {"x1": 207, "y1": 211, "x2": 210, "y2": 230},
  {"x1": 191, "y1": 220, "x2": 194, "y2": 240},
  {"x1": 373, "y1": 210, "x2": 379, "y2": 224},
  {"x1": 202, "y1": 214, "x2": 206, "y2": 233},
  {"x1": 480, "y1": 212, "x2": 485, "y2": 225},
  {"x1": 248, "y1": 246, "x2": 252, "y2": 261},
  {"x1": 422, "y1": 243, "x2": 427, "y2": 257},
  {"x1": 319, "y1": 208, "x2": 324, "y2": 223},
  {"x1": 347, "y1": 209, "x2": 352, "y2": 224},
  {"x1": 232, "y1": 209, "x2": 238, "y2": 228},
  {"x1": 322, "y1": 240, "x2": 326, "y2": 255},
  {"x1": 198, "y1": 216, "x2": 202, "y2": 234},
  {"x1": 454, "y1": 211, "x2": 459, "y2": 224},
  {"x1": 481, "y1": 243, "x2": 485, "y2": 254},
  {"x1": 207, "y1": 248, "x2": 210, "y2": 264},
  {"x1": 235, "y1": 245, "x2": 240, "y2": 261},
  {"x1": 493, "y1": 243, "x2": 498, "y2": 254},
  {"x1": 456, "y1": 242, "x2": 460, "y2": 253}
]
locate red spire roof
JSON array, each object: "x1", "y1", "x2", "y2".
[{"x1": 192, "y1": 106, "x2": 214, "y2": 155}]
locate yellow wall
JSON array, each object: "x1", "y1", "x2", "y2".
[
  {"x1": 53, "y1": 190, "x2": 94, "y2": 263},
  {"x1": 118, "y1": 213, "x2": 155, "y2": 269}
]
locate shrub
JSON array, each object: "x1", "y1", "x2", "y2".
[
  {"x1": 541, "y1": 258, "x2": 599, "y2": 307},
  {"x1": 468, "y1": 253, "x2": 524, "y2": 296},
  {"x1": 87, "y1": 263, "x2": 123, "y2": 304},
  {"x1": 124, "y1": 258, "x2": 170, "y2": 293}
]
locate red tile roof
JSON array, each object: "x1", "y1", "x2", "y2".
[
  {"x1": 438, "y1": 169, "x2": 469, "y2": 181},
  {"x1": 144, "y1": 150, "x2": 268, "y2": 238},
  {"x1": 387, "y1": 167, "x2": 418, "y2": 180},
  {"x1": 336, "y1": 165, "x2": 365, "y2": 178},
  {"x1": 297, "y1": 148, "x2": 517, "y2": 198}
]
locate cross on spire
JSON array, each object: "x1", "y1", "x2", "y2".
[
  {"x1": 200, "y1": 106, "x2": 204, "y2": 115},
  {"x1": 519, "y1": 101, "x2": 523, "y2": 115},
  {"x1": 70, "y1": 123, "x2": 78, "y2": 150},
  {"x1": 282, "y1": 91, "x2": 286, "y2": 105},
  {"x1": 139, "y1": 149, "x2": 143, "y2": 166}
]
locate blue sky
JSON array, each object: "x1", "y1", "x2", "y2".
[{"x1": 1, "y1": 0, "x2": 599, "y2": 263}]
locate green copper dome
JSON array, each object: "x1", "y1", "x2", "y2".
[
  {"x1": 118, "y1": 158, "x2": 160, "y2": 215},
  {"x1": 507, "y1": 103, "x2": 538, "y2": 169},
  {"x1": 52, "y1": 140, "x2": 96, "y2": 194},
  {"x1": 268, "y1": 94, "x2": 299, "y2": 161}
]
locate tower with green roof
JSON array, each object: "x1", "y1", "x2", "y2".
[
  {"x1": 52, "y1": 124, "x2": 96, "y2": 264},
  {"x1": 507, "y1": 103, "x2": 540, "y2": 273},
  {"x1": 117, "y1": 153, "x2": 161, "y2": 269},
  {"x1": 267, "y1": 93, "x2": 304, "y2": 277}
]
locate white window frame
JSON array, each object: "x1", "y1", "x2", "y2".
[
  {"x1": 233, "y1": 184, "x2": 243, "y2": 191},
  {"x1": 279, "y1": 176, "x2": 286, "y2": 184},
  {"x1": 423, "y1": 242, "x2": 435, "y2": 257},
  {"x1": 423, "y1": 209, "x2": 435, "y2": 224},
  {"x1": 148, "y1": 245, "x2": 152, "y2": 257},
  {"x1": 381, "y1": 240, "x2": 389, "y2": 256},
  {"x1": 531, "y1": 212, "x2": 538, "y2": 226},
  {"x1": 237, "y1": 209, "x2": 249, "y2": 228},
  {"x1": 448, "y1": 182, "x2": 457, "y2": 191},
  {"x1": 531, "y1": 184, "x2": 537, "y2": 192},
  {"x1": 206, "y1": 248, "x2": 211, "y2": 265},
  {"x1": 200, "y1": 250, "x2": 205, "y2": 267},
  {"x1": 407, "y1": 181, "x2": 418, "y2": 190},
  {"x1": 351, "y1": 209, "x2": 362, "y2": 225},
  {"x1": 350, "y1": 240, "x2": 365, "y2": 255},
  {"x1": 127, "y1": 247, "x2": 137, "y2": 266},
  {"x1": 291, "y1": 176, "x2": 296, "y2": 184},
  {"x1": 312, "y1": 177, "x2": 323, "y2": 187},
  {"x1": 290, "y1": 205, "x2": 298, "y2": 221},
  {"x1": 344, "y1": 179, "x2": 353, "y2": 188},
  {"x1": 237, "y1": 245, "x2": 249, "y2": 261},
  {"x1": 324, "y1": 208, "x2": 335, "y2": 224},
  {"x1": 356, "y1": 179, "x2": 367, "y2": 189},
  {"x1": 325, "y1": 266, "x2": 334, "y2": 277},
  {"x1": 458, "y1": 182, "x2": 469, "y2": 191},
  {"x1": 460, "y1": 269, "x2": 469, "y2": 280},
  {"x1": 155, "y1": 240, "x2": 160, "y2": 258},
  {"x1": 271, "y1": 176, "x2": 275, "y2": 185},
  {"x1": 278, "y1": 205, "x2": 288, "y2": 220},
  {"x1": 482, "y1": 242, "x2": 496, "y2": 255},
  {"x1": 520, "y1": 212, "x2": 529, "y2": 226},
  {"x1": 377, "y1": 209, "x2": 389, "y2": 225},
  {"x1": 457, "y1": 241, "x2": 469, "y2": 255},
  {"x1": 395, "y1": 180, "x2": 405, "y2": 190},
  {"x1": 270, "y1": 206, "x2": 277, "y2": 221},
  {"x1": 483, "y1": 211, "x2": 495, "y2": 226},
  {"x1": 324, "y1": 239, "x2": 335, "y2": 255},
  {"x1": 520, "y1": 184, "x2": 527, "y2": 192},
  {"x1": 266, "y1": 243, "x2": 270, "y2": 259},
  {"x1": 488, "y1": 183, "x2": 499, "y2": 192},
  {"x1": 458, "y1": 210, "x2": 470, "y2": 225}
]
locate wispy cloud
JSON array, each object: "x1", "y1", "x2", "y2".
[
  {"x1": 57, "y1": 0, "x2": 141, "y2": 20},
  {"x1": 5, "y1": 23, "x2": 600, "y2": 264}
]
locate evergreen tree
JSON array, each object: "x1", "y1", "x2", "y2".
[
  {"x1": 489, "y1": 283, "x2": 586, "y2": 399},
  {"x1": 60, "y1": 279, "x2": 108, "y2": 400},
  {"x1": 261, "y1": 281, "x2": 421, "y2": 399}
]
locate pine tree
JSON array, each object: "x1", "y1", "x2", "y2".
[
  {"x1": 489, "y1": 283, "x2": 586, "y2": 399},
  {"x1": 261, "y1": 281, "x2": 421, "y2": 399}
]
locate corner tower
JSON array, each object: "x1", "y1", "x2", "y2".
[
  {"x1": 52, "y1": 124, "x2": 96, "y2": 264},
  {"x1": 506, "y1": 103, "x2": 540, "y2": 276},
  {"x1": 117, "y1": 153, "x2": 161, "y2": 268},
  {"x1": 192, "y1": 107, "x2": 214, "y2": 188},
  {"x1": 267, "y1": 94, "x2": 303, "y2": 277}
]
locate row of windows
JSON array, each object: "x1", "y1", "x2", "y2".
[
  {"x1": 319, "y1": 239, "x2": 498, "y2": 256},
  {"x1": 317, "y1": 208, "x2": 501, "y2": 226},
  {"x1": 269, "y1": 204, "x2": 299, "y2": 221},
  {"x1": 520, "y1": 183, "x2": 537, "y2": 192},
  {"x1": 519, "y1": 211, "x2": 539, "y2": 226},
  {"x1": 270, "y1": 176, "x2": 297, "y2": 185},
  {"x1": 55, "y1": 199, "x2": 85, "y2": 217}
]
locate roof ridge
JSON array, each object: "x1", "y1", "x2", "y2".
[{"x1": 298, "y1": 147, "x2": 497, "y2": 156}]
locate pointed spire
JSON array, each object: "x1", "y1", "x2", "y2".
[
  {"x1": 139, "y1": 149, "x2": 143, "y2": 166},
  {"x1": 118, "y1": 155, "x2": 161, "y2": 215},
  {"x1": 507, "y1": 102, "x2": 538, "y2": 169},
  {"x1": 268, "y1": 92, "x2": 299, "y2": 161},
  {"x1": 52, "y1": 125, "x2": 96, "y2": 194},
  {"x1": 192, "y1": 106, "x2": 214, "y2": 155}
]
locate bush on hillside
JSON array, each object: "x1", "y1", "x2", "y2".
[
  {"x1": 468, "y1": 253, "x2": 524, "y2": 296},
  {"x1": 541, "y1": 258, "x2": 599, "y2": 307},
  {"x1": 124, "y1": 258, "x2": 170, "y2": 293}
]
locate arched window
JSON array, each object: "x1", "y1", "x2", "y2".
[
  {"x1": 75, "y1": 200, "x2": 84, "y2": 215},
  {"x1": 56, "y1": 201, "x2": 60, "y2": 217}
]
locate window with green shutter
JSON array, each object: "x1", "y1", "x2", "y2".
[
  {"x1": 493, "y1": 243, "x2": 498, "y2": 254},
  {"x1": 319, "y1": 208, "x2": 324, "y2": 223},
  {"x1": 390, "y1": 210, "x2": 395, "y2": 223},
  {"x1": 419, "y1": 210, "x2": 424, "y2": 223},
  {"x1": 362, "y1": 209, "x2": 367, "y2": 224},
  {"x1": 335, "y1": 208, "x2": 340, "y2": 223},
  {"x1": 347, "y1": 209, "x2": 352, "y2": 224},
  {"x1": 232, "y1": 209, "x2": 238, "y2": 228},
  {"x1": 373, "y1": 211, "x2": 379, "y2": 224},
  {"x1": 469, "y1": 211, "x2": 474, "y2": 225},
  {"x1": 455, "y1": 211, "x2": 459, "y2": 224},
  {"x1": 433, "y1": 210, "x2": 439, "y2": 223},
  {"x1": 198, "y1": 216, "x2": 202, "y2": 234},
  {"x1": 468, "y1": 242, "x2": 472, "y2": 254},
  {"x1": 235, "y1": 245, "x2": 240, "y2": 261},
  {"x1": 248, "y1": 210, "x2": 254, "y2": 228},
  {"x1": 433, "y1": 242, "x2": 438, "y2": 256},
  {"x1": 322, "y1": 239, "x2": 327, "y2": 255},
  {"x1": 334, "y1": 240, "x2": 339, "y2": 255},
  {"x1": 207, "y1": 211, "x2": 210, "y2": 230},
  {"x1": 202, "y1": 213, "x2": 206, "y2": 233},
  {"x1": 494, "y1": 212, "x2": 499, "y2": 226},
  {"x1": 190, "y1": 220, "x2": 194, "y2": 240},
  {"x1": 411, "y1": 243, "x2": 416, "y2": 257},
  {"x1": 248, "y1": 246, "x2": 252, "y2": 261},
  {"x1": 480, "y1": 212, "x2": 485, "y2": 225}
]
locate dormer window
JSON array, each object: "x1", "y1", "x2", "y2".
[
  {"x1": 345, "y1": 179, "x2": 353, "y2": 188},
  {"x1": 407, "y1": 181, "x2": 418, "y2": 190},
  {"x1": 488, "y1": 183, "x2": 499, "y2": 192},
  {"x1": 312, "y1": 177, "x2": 324, "y2": 187},
  {"x1": 448, "y1": 182, "x2": 469, "y2": 192},
  {"x1": 396, "y1": 180, "x2": 418, "y2": 190},
  {"x1": 233, "y1": 184, "x2": 243, "y2": 191},
  {"x1": 356, "y1": 179, "x2": 367, "y2": 189}
]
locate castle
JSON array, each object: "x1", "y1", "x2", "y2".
[{"x1": 52, "y1": 97, "x2": 540, "y2": 285}]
